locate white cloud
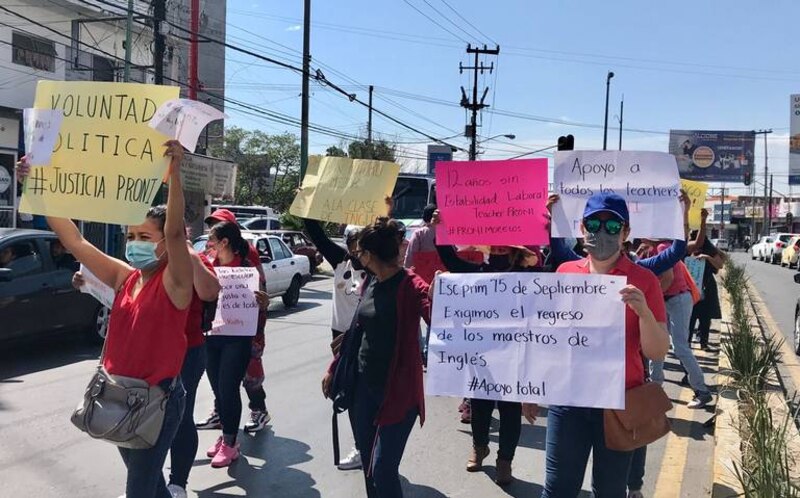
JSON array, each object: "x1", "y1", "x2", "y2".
[{"x1": 285, "y1": 25, "x2": 302, "y2": 32}]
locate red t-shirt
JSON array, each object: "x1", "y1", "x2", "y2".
[
  {"x1": 104, "y1": 266, "x2": 189, "y2": 385},
  {"x1": 557, "y1": 255, "x2": 667, "y2": 390},
  {"x1": 186, "y1": 253, "x2": 216, "y2": 348},
  {"x1": 657, "y1": 242, "x2": 691, "y2": 297}
]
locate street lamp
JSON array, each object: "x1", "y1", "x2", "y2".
[
  {"x1": 603, "y1": 71, "x2": 614, "y2": 151},
  {"x1": 476, "y1": 134, "x2": 516, "y2": 156}
]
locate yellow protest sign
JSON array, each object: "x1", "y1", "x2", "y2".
[
  {"x1": 20, "y1": 81, "x2": 180, "y2": 225},
  {"x1": 680, "y1": 179, "x2": 708, "y2": 229},
  {"x1": 290, "y1": 156, "x2": 400, "y2": 225}
]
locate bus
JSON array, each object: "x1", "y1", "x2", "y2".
[{"x1": 390, "y1": 173, "x2": 436, "y2": 223}]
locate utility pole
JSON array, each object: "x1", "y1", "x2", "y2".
[
  {"x1": 123, "y1": 0, "x2": 133, "y2": 81},
  {"x1": 755, "y1": 129, "x2": 773, "y2": 235},
  {"x1": 460, "y1": 44, "x2": 500, "y2": 161},
  {"x1": 769, "y1": 174, "x2": 774, "y2": 232},
  {"x1": 603, "y1": 71, "x2": 614, "y2": 150},
  {"x1": 367, "y1": 85, "x2": 373, "y2": 144},
  {"x1": 299, "y1": 0, "x2": 311, "y2": 180},
  {"x1": 720, "y1": 185, "x2": 726, "y2": 237},
  {"x1": 152, "y1": 0, "x2": 165, "y2": 84},
  {"x1": 617, "y1": 95, "x2": 624, "y2": 151},
  {"x1": 188, "y1": 0, "x2": 199, "y2": 99}
]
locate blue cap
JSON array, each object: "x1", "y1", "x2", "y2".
[{"x1": 583, "y1": 192, "x2": 629, "y2": 222}]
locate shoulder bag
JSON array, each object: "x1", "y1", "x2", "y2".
[{"x1": 603, "y1": 381, "x2": 672, "y2": 451}]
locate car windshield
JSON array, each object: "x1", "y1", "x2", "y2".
[
  {"x1": 391, "y1": 177, "x2": 430, "y2": 219},
  {"x1": 780, "y1": 235, "x2": 793, "y2": 242}
]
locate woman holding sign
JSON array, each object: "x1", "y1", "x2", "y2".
[
  {"x1": 203, "y1": 221, "x2": 268, "y2": 468},
  {"x1": 534, "y1": 192, "x2": 670, "y2": 498},
  {"x1": 322, "y1": 217, "x2": 432, "y2": 498},
  {"x1": 431, "y1": 210, "x2": 546, "y2": 486},
  {"x1": 19, "y1": 141, "x2": 196, "y2": 498}
]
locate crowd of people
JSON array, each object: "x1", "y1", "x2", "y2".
[{"x1": 16, "y1": 148, "x2": 724, "y2": 498}]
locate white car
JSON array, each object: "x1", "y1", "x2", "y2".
[
  {"x1": 767, "y1": 233, "x2": 798, "y2": 264},
  {"x1": 751, "y1": 236, "x2": 774, "y2": 261},
  {"x1": 710, "y1": 238, "x2": 729, "y2": 251},
  {"x1": 193, "y1": 233, "x2": 311, "y2": 308}
]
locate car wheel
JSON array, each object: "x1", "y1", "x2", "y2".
[
  {"x1": 794, "y1": 310, "x2": 800, "y2": 355},
  {"x1": 282, "y1": 276, "x2": 301, "y2": 308},
  {"x1": 751, "y1": 252, "x2": 756, "y2": 260},
  {"x1": 87, "y1": 305, "x2": 110, "y2": 345}
]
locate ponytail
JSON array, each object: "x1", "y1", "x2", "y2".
[{"x1": 210, "y1": 221, "x2": 250, "y2": 263}]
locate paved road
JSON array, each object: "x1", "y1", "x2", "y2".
[{"x1": 0, "y1": 273, "x2": 717, "y2": 497}]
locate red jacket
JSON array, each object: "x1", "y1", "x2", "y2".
[
  {"x1": 329, "y1": 269, "x2": 432, "y2": 427},
  {"x1": 377, "y1": 269, "x2": 431, "y2": 427}
]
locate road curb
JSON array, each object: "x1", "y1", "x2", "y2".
[{"x1": 711, "y1": 281, "x2": 745, "y2": 498}]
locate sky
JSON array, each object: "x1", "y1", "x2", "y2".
[{"x1": 222, "y1": 0, "x2": 800, "y2": 197}]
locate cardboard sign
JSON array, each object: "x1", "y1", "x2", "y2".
[
  {"x1": 19, "y1": 81, "x2": 179, "y2": 225},
  {"x1": 289, "y1": 156, "x2": 399, "y2": 225},
  {"x1": 427, "y1": 272, "x2": 627, "y2": 409},
  {"x1": 680, "y1": 179, "x2": 708, "y2": 230},
  {"x1": 552, "y1": 151, "x2": 683, "y2": 240},
  {"x1": 435, "y1": 159, "x2": 549, "y2": 245},
  {"x1": 210, "y1": 267, "x2": 260, "y2": 336},
  {"x1": 23, "y1": 108, "x2": 63, "y2": 167},
  {"x1": 684, "y1": 256, "x2": 706, "y2": 299},
  {"x1": 78, "y1": 264, "x2": 115, "y2": 309},
  {"x1": 149, "y1": 98, "x2": 227, "y2": 152}
]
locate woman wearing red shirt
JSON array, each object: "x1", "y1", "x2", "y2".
[
  {"x1": 534, "y1": 193, "x2": 669, "y2": 498},
  {"x1": 22, "y1": 141, "x2": 195, "y2": 498}
]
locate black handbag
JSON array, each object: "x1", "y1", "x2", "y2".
[{"x1": 330, "y1": 306, "x2": 365, "y2": 414}]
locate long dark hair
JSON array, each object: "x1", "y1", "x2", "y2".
[
  {"x1": 210, "y1": 221, "x2": 250, "y2": 264},
  {"x1": 359, "y1": 217, "x2": 402, "y2": 264}
]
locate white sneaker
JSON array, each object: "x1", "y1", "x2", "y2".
[
  {"x1": 337, "y1": 447, "x2": 362, "y2": 470},
  {"x1": 167, "y1": 485, "x2": 187, "y2": 498}
]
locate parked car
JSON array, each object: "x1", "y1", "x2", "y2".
[
  {"x1": 710, "y1": 238, "x2": 729, "y2": 251},
  {"x1": 782, "y1": 236, "x2": 800, "y2": 268},
  {"x1": 793, "y1": 273, "x2": 800, "y2": 354},
  {"x1": 767, "y1": 233, "x2": 798, "y2": 264},
  {"x1": 240, "y1": 216, "x2": 282, "y2": 231},
  {"x1": 750, "y1": 236, "x2": 774, "y2": 261},
  {"x1": 0, "y1": 228, "x2": 109, "y2": 344},
  {"x1": 256, "y1": 230, "x2": 323, "y2": 272},
  {"x1": 193, "y1": 232, "x2": 310, "y2": 308}
]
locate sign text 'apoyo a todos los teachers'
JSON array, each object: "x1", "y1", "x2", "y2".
[
  {"x1": 20, "y1": 81, "x2": 179, "y2": 225},
  {"x1": 426, "y1": 272, "x2": 627, "y2": 409},
  {"x1": 551, "y1": 151, "x2": 683, "y2": 240},
  {"x1": 435, "y1": 159, "x2": 549, "y2": 246}
]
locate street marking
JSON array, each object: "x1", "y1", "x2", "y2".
[
  {"x1": 653, "y1": 382, "x2": 694, "y2": 498},
  {"x1": 746, "y1": 283, "x2": 800, "y2": 387}
]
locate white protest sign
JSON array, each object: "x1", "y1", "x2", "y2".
[
  {"x1": 210, "y1": 266, "x2": 259, "y2": 336},
  {"x1": 427, "y1": 272, "x2": 627, "y2": 409},
  {"x1": 149, "y1": 98, "x2": 227, "y2": 152},
  {"x1": 552, "y1": 151, "x2": 683, "y2": 240},
  {"x1": 78, "y1": 264, "x2": 115, "y2": 309},
  {"x1": 23, "y1": 108, "x2": 63, "y2": 167}
]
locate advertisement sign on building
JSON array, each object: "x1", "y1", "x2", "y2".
[
  {"x1": 669, "y1": 130, "x2": 755, "y2": 182},
  {"x1": 790, "y1": 95, "x2": 800, "y2": 184},
  {"x1": 427, "y1": 144, "x2": 453, "y2": 176}
]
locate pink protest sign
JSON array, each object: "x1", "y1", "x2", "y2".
[{"x1": 435, "y1": 159, "x2": 549, "y2": 245}]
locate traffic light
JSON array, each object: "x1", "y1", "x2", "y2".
[
  {"x1": 743, "y1": 163, "x2": 753, "y2": 186},
  {"x1": 557, "y1": 134, "x2": 575, "y2": 151}
]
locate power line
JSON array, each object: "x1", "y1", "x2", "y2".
[
  {"x1": 400, "y1": 0, "x2": 470, "y2": 44},
  {"x1": 436, "y1": 0, "x2": 497, "y2": 45},
  {"x1": 418, "y1": 0, "x2": 482, "y2": 44}
]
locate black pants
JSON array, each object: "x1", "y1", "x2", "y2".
[
  {"x1": 689, "y1": 310, "x2": 712, "y2": 347},
  {"x1": 169, "y1": 345, "x2": 206, "y2": 489},
  {"x1": 205, "y1": 335, "x2": 251, "y2": 438},
  {"x1": 470, "y1": 398, "x2": 522, "y2": 461}
]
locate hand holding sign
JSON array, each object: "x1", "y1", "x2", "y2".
[
  {"x1": 23, "y1": 108, "x2": 63, "y2": 167},
  {"x1": 149, "y1": 99, "x2": 227, "y2": 152}
]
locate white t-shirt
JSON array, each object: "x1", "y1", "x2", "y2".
[{"x1": 331, "y1": 259, "x2": 368, "y2": 333}]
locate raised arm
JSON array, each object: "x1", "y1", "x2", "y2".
[
  {"x1": 430, "y1": 209, "x2": 483, "y2": 273},
  {"x1": 545, "y1": 194, "x2": 581, "y2": 268},
  {"x1": 14, "y1": 159, "x2": 133, "y2": 291},
  {"x1": 637, "y1": 239, "x2": 687, "y2": 276},
  {"x1": 687, "y1": 209, "x2": 708, "y2": 254},
  {"x1": 191, "y1": 250, "x2": 221, "y2": 301},
  {"x1": 161, "y1": 141, "x2": 194, "y2": 310},
  {"x1": 304, "y1": 218, "x2": 347, "y2": 267}
]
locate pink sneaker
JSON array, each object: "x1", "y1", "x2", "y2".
[
  {"x1": 211, "y1": 441, "x2": 240, "y2": 468},
  {"x1": 206, "y1": 436, "x2": 223, "y2": 458}
]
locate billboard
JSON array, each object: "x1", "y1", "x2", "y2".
[
  {"x1": 669, "y1": 130, "x2": 755, "y2": 182},
  {"x1": 790, "y1": 95, "x2": 800, "y2": 184},
  {"x1": 427, "y1": 144, "x2": 453, "y2": 176}
]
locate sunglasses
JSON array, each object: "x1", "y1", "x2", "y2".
[{"x1": 583, "y1": 217, "x2": 624, "y2": 235}]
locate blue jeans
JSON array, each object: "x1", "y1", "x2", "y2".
[
  {"x1": 651, "y1": 292, "x2": 709, "y2": 394},
  {"x1": 169, "y1": 345, "x2": 206, "y2": 489},
  {"x1": 542, "y1": 405, "x2": 634, "y2": 498},
  {"x1": 118, "y1": 379, "x2": 186, "y2": 498},
  {"x1": 353, "y1": 376, "x2": 417, "y2": 498}
]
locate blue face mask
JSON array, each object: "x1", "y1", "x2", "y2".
[{"x1": 125, "y1": 240, "x2": 162, "y2": 270}]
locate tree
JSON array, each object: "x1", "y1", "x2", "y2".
[
  {"x1": 325, "y1": 145, "x2": 347, "y2": 157},
  {"x1": 347, "y1": 139, "x2": 396, "y2": 162},
  {"x1": 208, "y1": 127, "x2": 300, "y2": 213}
]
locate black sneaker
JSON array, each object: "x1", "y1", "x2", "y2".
[
  {"x1": 244, "y1": 410, "x2": 271, "y2": 433},
  {"x1": 196, "y1": 409, "x2": 222, "y2": 430}
]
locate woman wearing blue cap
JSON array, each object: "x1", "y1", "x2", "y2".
[{"x1": 532, "y1": 192, "x2": 670, "y2": 498}]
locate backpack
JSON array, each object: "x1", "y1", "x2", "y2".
[{"x1": 330, "y1": 277, "x2": 370, "y2": 414}]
